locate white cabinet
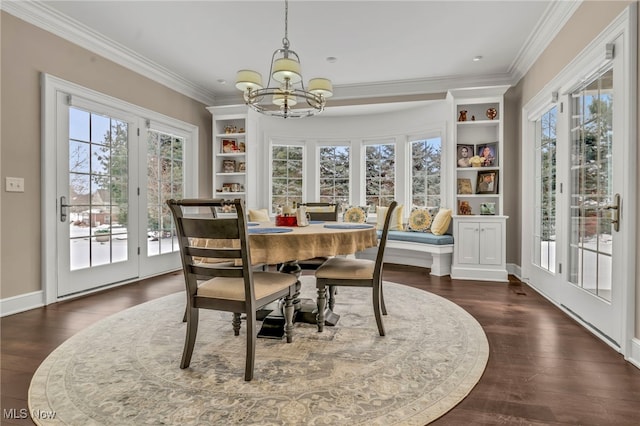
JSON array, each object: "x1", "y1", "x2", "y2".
[
  {"x1": 448, "y1": 87, "x2": 509, "y2": 281},
  {"x1": 452, "y1": 215, "x2": 507, "y2": 281},
  {"x1": 207, "y1": 105, "x2": 248, "y2": 202}
]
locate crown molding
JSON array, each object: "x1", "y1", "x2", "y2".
[
  {"x1": 1, "y1": 0, "x2": 217, "y2": 105},
  {"x1": 509, "y1": 0, "x2": 582, "y2": 83},
  {"x1": 214, "y1": 72, "x2": 514, "y2": 107},
  {"x1": 2, "y1": 0, "x2": 580, "y2": 108}
]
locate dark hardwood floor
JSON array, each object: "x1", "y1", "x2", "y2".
[{"x1": 2, "y1": 264, "x2": 639, "y2": 425}]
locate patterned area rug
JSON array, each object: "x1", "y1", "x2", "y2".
[{"x1": 29, "y1": 278, "x2": 488, "y2": 425}]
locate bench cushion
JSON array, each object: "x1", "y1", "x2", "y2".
[{"x1": 378, "y1": 230, "x2": 454, "y2": 245}]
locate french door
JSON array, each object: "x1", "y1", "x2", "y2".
[
  {"x1": 43, "y1": 75, "x2": 195, "y2": 301},
  {"x1": 56, "y1": 97, "x2": 140, "y2": 296},
  {"x1": 526, "y1": 26, "x2": 635, "y2": 351}
]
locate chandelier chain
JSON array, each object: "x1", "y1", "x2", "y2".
[{"x1": 282, "y1": 0, "x2": 289, "y2": 50}]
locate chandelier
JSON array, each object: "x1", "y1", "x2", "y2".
[{"x1": 235, "y1": 0, "x2": 333, "y2": 118}]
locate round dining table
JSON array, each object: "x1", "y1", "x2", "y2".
[
  {"x1": 246, "y1": 221, "x2": 378, "y2": 265},
  {"x1": 246, "y1": 221, "x2": 379, "y2": 338}
]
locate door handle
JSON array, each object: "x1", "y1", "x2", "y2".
[
  {"x1": 605, "y1": 193, "x2": 620, "y2": 232},
  {"x1": 60, "y1": 196, "x2": 69, "y2": 222}
]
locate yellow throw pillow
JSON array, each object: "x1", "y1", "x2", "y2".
[
  {"x1": 248, "y1": 208, "x2": 270, "y2": 222},
  {"x1": 343, "y1": 206, "x2": 368, "y2": 223},
  {"x1": 376, "y1": 204, "x2": 404, "y2": 231},
  {"x1": 407, "y1": 207, "x2": 434, "y2": 232},
  {"x1": 431, "y1": 208, "x2": 452, "y2": 235}
]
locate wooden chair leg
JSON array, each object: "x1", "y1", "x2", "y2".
[
  {"x1": 328, "y1": 285, "x2": 336, "y2": 311},
  {"x1": 372, "y1": 285, "x2": 385, "y2": 337},
  {"x1": 283, "y1": 294, "x2": 294, "y2": 343},
  {"x1": 380, "y1": 281, "x2": 387, "y2": 316},
  {"x1": 244, "y1": 310, "x2": 256, "y2": 381},
  {"x1": 316, "y1": 283, "x2": 327, "y2": 332},
  {"x1": 232, "y1": 312, "x2": 241, "y2": 336},
  {"x1": 180, "y1": 307, "x2": 199, "y2": 368}
]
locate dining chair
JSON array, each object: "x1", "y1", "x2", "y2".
[
  {"x1": 293, "y1": 202, "x2": 339, "y2": 270},
  {"x1": 167, "y1": 198, "x2": 297, "y2": 381},
  {"x1": 315, "y1": 201, "x2": 398, "y2": 336}
]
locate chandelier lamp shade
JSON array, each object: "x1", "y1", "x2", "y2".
[{"x1": 235, "y1": 0, "x2": 333, "y2": 118}]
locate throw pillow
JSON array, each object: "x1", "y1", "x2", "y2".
[
  {"x1": 343, "y1": 206, "x2": 368, "y2": 223},
  {"x1": 248, "y1": 208, "x2": 270, "y2": 222},
  {"x1": 431, "y1": 208, "x2": 453, "y2": 235},
  {"x1": 407, "y1": 207, "x2": 434, "y2": 232},
  {"x1": 376, "y1": 204, "x2": 404, "y2": 231}
]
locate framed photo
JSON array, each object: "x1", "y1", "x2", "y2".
[
  {"x1": 456, "y1": 144, "x2": 474, "y2": 167},
  {"x1": 457, "y1": 178, "x2": 473, "y2": 194},
  {"x1": 222, "y1": 139, "x2": 237, "y2": 153},
  {"x1": 222, "y1": 159, "x2": 236, "y2": 173},
  {"x1": 222, "y1": 183, "x2": 234, "y2": 192},
  {"x1": 236, "y1": 161, "x2": 246, "y2": 172},
  {"x1": 476, "y1": 170, "x2": 499, "y2": 194},
  {"x1": 476, "y1": 142, "x2": 498, "y2": 167}
]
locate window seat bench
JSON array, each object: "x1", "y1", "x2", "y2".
[{"x1": 356, "y1": 230, "x2": 454, "y2": 276}]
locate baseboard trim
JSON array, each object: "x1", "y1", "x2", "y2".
[
  {"x1": 507, "y1": 263, "x2": 522, "y2": 280},
  {"x1": 1, "y1": 291, "x2": 44, "y2": 317},
  {"x1": 629, "y1": 338, "x2": 640, "y2": 369}
]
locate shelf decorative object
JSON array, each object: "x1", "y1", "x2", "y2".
[
  {"x1": 458, "y1": 201, "x2": 472, "y2": 215},
  {"x1": 486, "y1": 107, "x2": 497, "y2": 120}
]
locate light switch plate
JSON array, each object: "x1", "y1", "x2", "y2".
[{"x1": 6, "y1": 177, "x2": 25, "y2": 192}]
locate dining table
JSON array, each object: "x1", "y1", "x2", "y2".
[{"x1": 245, "y1": 220, "x2": 379, "y2": 338}]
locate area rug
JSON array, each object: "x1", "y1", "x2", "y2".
[{"x1": 29, "y1": 278, "x2": 488, "y2": 425}]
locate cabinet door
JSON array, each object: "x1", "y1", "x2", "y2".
[
  {"x1": 457, "y1": 222, "x2": 480, "y2": 264},
  {"x1": 479, "y1": 222, "x2": 502, "y2": 265}
]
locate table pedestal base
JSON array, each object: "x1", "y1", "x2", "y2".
[{"x1": 257, "y1": 298, "x2": 340, "y2": 339}]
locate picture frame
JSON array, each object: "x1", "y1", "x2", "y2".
[
  {"x1": 456, "y1": 144, "x2": 474, "y2": 168},
  {"x1": 222, "y1": 183, "x2": 234, "y2": 192},
  {"x1": 476, "y1": 142, "x2": 498, "y2": 167},
  {"x1": 457, "y1": 178, "x2": 473, "y2": 194},
  {"x1": 476, "y1": 170, "x2": 499, "y2": 194},
  {"x1": 222, "y1": 159, "x2": 236, "y2": 173},
  {"x1": 222, "y1": 139, "x2": 237, "y2": 153},
  {"x1": 237, "y1": 161, "x2": 246, "y2": 172}
]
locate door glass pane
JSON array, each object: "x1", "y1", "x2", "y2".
[
  {"x1": 534, "y1": 106, "x2": 557, "y2": 272},
  {"x1": 569, "y1": 68, "x2": 613, "y2": 300},
  {"x1": 147, "y1": 130, "x2": 184, "y2": 256},
  {"x1": 68, "y1": 107, "x2": 129, "y2": 270}
]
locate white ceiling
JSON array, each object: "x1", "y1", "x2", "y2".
[{"x1": 5, "y1": 1, "x2": 581, "y2": 109}]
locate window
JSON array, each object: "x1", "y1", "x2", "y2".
[
  {"x1": 272, "y1": 144, "x2": 304, "y2": 211},
  {"x1": 364, "y1": 141, "x2": 395, "y2": 208},
  {"x1": 534, "y1": 106, "x2": 557, "y2": 273},
  {"x1": 411, "y1": 136, "x2": 442, "y2": 207},
  {"x1": 319, "y1": 145, "x2": 350, "y2": 205},
  {"x1": 147, "y1": 129, "x2": 184, "y2": 256}
]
